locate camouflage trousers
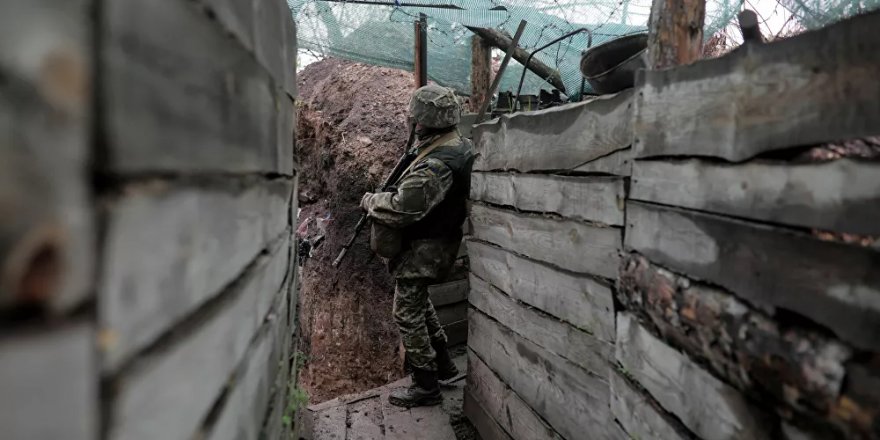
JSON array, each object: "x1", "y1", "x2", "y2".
[{"x1": 393, "y1": 278, "x2": 447, "y2": 371}]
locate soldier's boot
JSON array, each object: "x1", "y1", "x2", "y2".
[
  {"x1": 388, "y1": 367, "x2": 442, "y2": 408},
  {"x1": 431, "y1": 338, "x2": 459, "y2": 382}
]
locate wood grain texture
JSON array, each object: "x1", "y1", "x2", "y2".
[
  {"x1": 646, "y1": 0, "x2": 704, "y2": 68},
  {"x1": 254, "y1": 0, "x2": 285, "y2": 90},
  {"x1": 470, "y1": 35, "x2": 492, "y2": 113},
  {"x1": 466, "y1": 351, "x2": 561, "y2": 440},
  {"x1": 634, "y1": 11, "x2": 880, "y2": 161},
  {"x1": 609, "y1": 369, "x2": 688, "y2": 440},
  {"x1": 467, "y1": 240, "x2": 614, "y2": 342},
  {"x1": 197, "y1": 0, "x2": 254, "y2": 50},
  {"x1": 464, "y1": 390, "x2": 515, "y2": 440},
  {"x1": 616, "y1": 313, "x2": 776, "y2": 440},
  {"x1": 625, "y1": 201, "x2": 880, "y2": 351},
  {"x1": 281, "y1": 2, "x2": 297, "y2": 98},
  {"x1": 470, "y1": 203, "x2": 621, "y2": 279},
  {"x1": 103, "y1": 0, "x2": 287, "y2": 174},
  {"x1": 107, "y1": 240, "x2": 290, "y2": 440},
  {"x1": 631, "y1": 158, "x2": 880, "y2": 235},
  {"x1": 571, "y1": 147, "x2": 633, "y2": 176},
  {"x1": 468, "y1": 309, "x2": 618, "y2": 440},
  {"x1": 99, "y1": 180, "x2": 292, "y2": 370},
  {"x1": 0, "y1": 0, "x2": 94, "y2": 311},
  {"x1": 204, "y1": 293, "x2": 288, "y2": 440},
  {"x1": 618, "y1": 254, "x2": 865, "y2": 438},
  {"x1": 469, "y1": 274, "x2": 612, "y2": 373},
  {"x1": 0, "y1": 322, "x2": 96, "y2": 440},
  {"x1": 470, "y1": 173, "x2": 625, "y2": 225},
  {"x1": 473, "y1": 89, "x2": 633, "y2": 172},
  {"x1": 428, "y1": 278, "x2": 468, "y2": 307}
]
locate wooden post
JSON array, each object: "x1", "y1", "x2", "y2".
[
  {"x1": 414, "y1": 13, "x2": 428, "y2": 88},
  {"x1": 646, "y1": 0, "x2": 706, "y2": 69},
  {"x1": 470, "y1": 35, "x2": 492, "y2": 113},
  {"x1": 466, "y1": 25, "x2": 567, "y2": 93},
  {"x1": 476, "y1": 20, "x2": 528, "y2": 123}
]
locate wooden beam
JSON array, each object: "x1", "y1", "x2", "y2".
[
  {"x1": 476, "y1": 20, "x2": 527, "y2": 122},
  {"x1": 633, "y1": 11, "x2": 880, "y2": 161},
  {"x1": 630, "y1": 158, "x2": 880, "y2": 236},
  {"x1": 470, "y1": 35, "x2": 492, "y2": 112},
  {"x1": 466, "y1": 25, "x2": 566, "y2": 93},
  {"x1": 414, "y1": 13, "x2": 427, "y2": 88},
  {"x1": 625, "y1": 201, "x2": 880, "y2": 352},
  {"x1": 646, "y1": 0, "x2": 706, "y2": 68},
  {"x1": 469, "y1": 203, "x2": 622, "y2": 279},
  {"x1": 470, "y1": 173, "x2": 626, "y2": 226},
  {"x1": 616, "y1": 313, "x2": 777, "y2": 440},
  {"x1": 473, "y1": 89, "x2": 633, "y2": 173}
]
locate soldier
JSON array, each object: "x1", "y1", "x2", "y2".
[{"x1": 360, "y1": 84, "x2": 474, "y2": 408}]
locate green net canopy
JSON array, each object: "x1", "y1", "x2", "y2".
[{"x1": 288, "y1": 0, "x2": 878, "y2": 98}]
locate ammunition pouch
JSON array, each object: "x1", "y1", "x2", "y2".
[{"x1": 370, "y1": 222, "x2": 402, "y2": 258}]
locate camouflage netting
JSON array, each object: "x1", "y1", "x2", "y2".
[{"x1": 287, "y1": 0, "x2": 879, "y2": 99}]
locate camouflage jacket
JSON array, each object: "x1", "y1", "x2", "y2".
[{"x1": 361, "y1": 131, "x2": 470, "y2": 279}]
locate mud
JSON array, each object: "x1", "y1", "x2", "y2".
[{"x1": 295, "y1": 58, "x2": 415, "y2": 403}]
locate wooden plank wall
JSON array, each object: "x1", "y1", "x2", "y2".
[
  {"x1": 466, "y1": 86, "x2": 630, "y2": 440},
  {"x1": 0, "y1": 1, "x2": 299, "y2": 439},
  {"x1": 465, "y1": 11, "x2": 880, "y2": 440}
]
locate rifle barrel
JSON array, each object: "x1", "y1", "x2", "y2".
[{"x1": 331, "y1": 124, "x2": 417, "y2": 268}]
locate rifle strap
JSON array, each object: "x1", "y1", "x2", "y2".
[{"x1": 398, "y1": 131, "x2": 459, "y2": 181}]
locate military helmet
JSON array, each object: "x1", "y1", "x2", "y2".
[{"x1": 409, "y1": 84, "x2": 461, "y2": 129}]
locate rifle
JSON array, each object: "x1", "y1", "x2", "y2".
[{"x1": 332, "y1": 124, "x2": 417, "y2": 267}]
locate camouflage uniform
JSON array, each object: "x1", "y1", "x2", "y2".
[{"x1": 361, "y1": 85, "x2": 473, "y2": 374}]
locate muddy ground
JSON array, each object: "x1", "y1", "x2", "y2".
[{"x1": 294, "y1": 58, "x2": 414, "y2": 403}]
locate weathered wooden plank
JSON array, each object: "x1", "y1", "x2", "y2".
[
  {"x1": 468, "y1": 309, "x2": 617, "y2": 440},
  {"x1": 348, "y1": 396, "x2": 384, "y2": 440},
  {"x1": 428, "y1": 279, "x2": 468, "y2": 307},
  {"x1": 0, "y1": 0, "x2": 94, "y2": 311},
  {"x1": 609, "y1": 369, "x2": 688, "y2": 440},
  {"x1": 205, "y1": 292, "x2": 288, "y2": 440},
  {"x1": 470, "y1": 173, "x2": 625, "y2": 226},
  {"x1": 380, "y1": 389, "x2": 457, "y2": 440},
  {"x1": 261, "y1": 293, "x2": 292, "y2": 440},
  {"x1": 469, "y1": 274, "x2": 612, "y2": 374},
  {"x1": 634, "y1": 11, "x2": 880, "y2": 161},
  {"x1": 618, "y1": 254, "x2": 866, "y2": 438},
  {"x1": 281, "y1": 2, "x2": 297, "y2": 98},
  {"x1": 470, "y1": 203, "x2": 621, "y2": 279},
  {"x1": 103, "y1": 0, "x2": 287, "y2": 174},
  {"x1": 463, "y1": 391, "x2": 515, "y2": 440},
  {"x1": 625, "y1": 201, "x2": 880, "y2": 351},
  {"x1": 616, "y1": 313, "x2": 776, "y2": 440},
  {"x1": 278, "y1": 93, "x2": 295, "y2": 177},
  {"x1": 254, "y1": 0, "x2": 285, "y2": 90},
  {"x1": 0, "y1": 322, "x2": 96, "y2": 440},
  {"x1": 467, "y1": 240, "x2": 614, "y2": 342},
  {"x1": 198, "y1": 0, "x2": 254, "y2": 50},
  {"x1": 311, "y1": 405, "x2": 347, "y2": 440},
  {"x1": 631, "y1": 158, "x2": 880, "y2": 236},
  {"x1": 467, "y1": 350, "x2": 562, "y2": 440},
  {"x1": 437, "y1": 301, "x2": 468, "y2": 326},
  {"x1": 99, "y1": 179, "x2": 292, "y2": 370},
  {"x1": 107, "y1": 240, "x2": 291, "y2": 440},
  {"x1": 571, "y1": 147, "x2": 633, "y2": 176},
  {"x1": 473, "y1": 89, "x2": 633, "y2": 172},
  {"x1": 443, "y1": 319, "x2": 468, "y2": 346}
]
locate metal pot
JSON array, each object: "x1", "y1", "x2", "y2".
[{"x1": 580, "y1": 33, "x2": 648, "y2": 95}]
